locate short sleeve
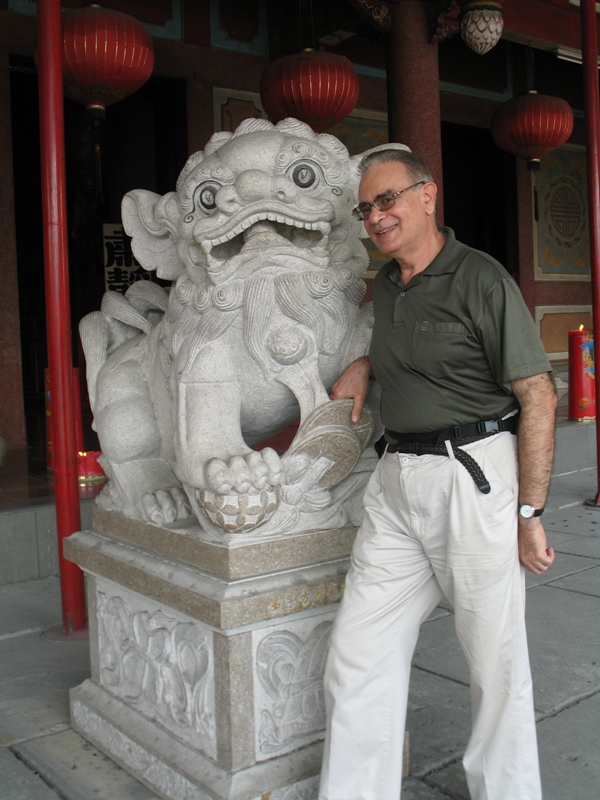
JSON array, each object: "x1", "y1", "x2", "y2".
[{"x1": 478, "y1": 277, "x2": 552, "y2": 392}]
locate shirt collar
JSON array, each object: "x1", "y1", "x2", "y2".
[{"x1": 385, "y1": 227, "x2": 460, "y2": 286}]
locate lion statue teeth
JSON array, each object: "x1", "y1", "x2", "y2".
[{"x1": 79, "y1": 117, "x2": 398, "y2": 536}]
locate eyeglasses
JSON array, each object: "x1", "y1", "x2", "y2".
[{"x1": 352, "y1": 182, "x2": 425, "y2": 221}]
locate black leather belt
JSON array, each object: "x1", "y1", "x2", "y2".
[{"x1": 379, "y1": 414, "x2": 519, "y2": 494}]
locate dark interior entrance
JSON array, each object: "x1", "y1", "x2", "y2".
[
  {"x1": 442, "y1": 120, "x2": 518, "y2": 280},
  {"x1": 10, "y1": 58, "x2": 187, "y2": 450}
]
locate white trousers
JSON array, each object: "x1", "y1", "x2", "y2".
[{"x1": 319, "y1": 433, "x2": 542, "y2": 800}]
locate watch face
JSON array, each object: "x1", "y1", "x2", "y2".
[{"x1": 519, "y1": 504, "x2": 535, "y2": 518}]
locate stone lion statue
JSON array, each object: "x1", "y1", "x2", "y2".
[{"x1": 80, "y1": 118, "x2": 393, "y2": 537}]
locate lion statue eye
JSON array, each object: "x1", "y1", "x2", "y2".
[
  {"x1": 290, "y1": 163, "x2": 319, "y2": 189},
  {"x1": 195, "y1": 182, "x2": 221, "y2": 212}
]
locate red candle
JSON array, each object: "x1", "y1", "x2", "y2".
[
  {"x1": 77, "y1": 451, "x2": 105, "y2": 484},
  {"x1": 568, "y1": 327, "x2": 596, "y2": 421}
]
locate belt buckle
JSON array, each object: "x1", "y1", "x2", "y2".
[{"x1": 478, "y1": 419, "x2": 500, "y2": 434}]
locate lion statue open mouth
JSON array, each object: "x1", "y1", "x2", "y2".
[{"x1": 80, "y1": 118, "x2": 397, "y2": 537}]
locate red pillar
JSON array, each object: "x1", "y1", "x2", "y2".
[
  {"x1": 37, "y1": 0, "x2": 87, "y2": 632},
  {"x1": 580, "y1": 0, "x2": 600, "y2": 505},
  {"x1": 386, "y1": 0, "x2": 444, "y2": 221}
]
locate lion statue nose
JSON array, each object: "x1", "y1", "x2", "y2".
[{"x1": 235, "y1": 170, "x2": 298, "y2": 204}]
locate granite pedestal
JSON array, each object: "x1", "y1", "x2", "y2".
[{"x1": 64, "y1": 507, "x2": 356, "y2": 800}]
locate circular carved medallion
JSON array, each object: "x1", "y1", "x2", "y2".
[{"x1": 543, "y1": 176, "x2": 585, "y2": 249}]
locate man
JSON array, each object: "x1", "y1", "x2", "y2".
[{"x1": 318, "y1": 148, "x2": 557, "y2": 800}]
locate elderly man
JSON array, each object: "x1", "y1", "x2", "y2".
[{"x1": 318, "y1": 148, "x2": 557, "y2": 800}]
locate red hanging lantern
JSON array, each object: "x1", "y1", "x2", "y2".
[
  {"x1": 260, "y1": 49, "x2": 360, "y2": 133},
  {"x1": 62, "y1": 3, "x2": 154, "y2": 112},
  {"x1": 491, "y1": 90, "x2": 574, "y2": 170}
]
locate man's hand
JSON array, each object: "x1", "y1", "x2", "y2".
[
  {"x1": 518, "y1": 517, "x2": 555, "y2": 574},
  {"x1": 330, "y1": 357, "x2": 373, "y2": 423}
]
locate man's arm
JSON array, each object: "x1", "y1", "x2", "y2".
[
  {"x1": 330, "y1": 356, "x2": 373, "y2": 423},
  {"x1": 511, "y1": 372, "x2": 558, "y2": 574}
]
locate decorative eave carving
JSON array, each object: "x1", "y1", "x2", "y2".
[
  {"x1": 427, "y1": 0, "x2": 463, "y2": 44},
  {"x1": 345, "y1": 0, "x2": 461, "y2": 40},
  {"x1": 346, "y1": 1, "x2": 503, "y2": 47},
  {"x1": 346, "y1": 0, "x2": 393, "y2": 32}
]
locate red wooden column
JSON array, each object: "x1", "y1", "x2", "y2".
[
  {"x1": 386, "y1": 0, "x2": 444, "y2": 220},
  {"x1": 37, "y1": 0, "x2": 87, "y2": 632},
  {"x1": 580, "y1": 0, "x2": 600, "y2": 505}
]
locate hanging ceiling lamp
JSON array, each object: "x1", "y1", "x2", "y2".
[
  {"x1": 260, "y1": 49, "x2": 360, "y2": 133},
  {"x1": 491, "y1": 90, "x2": 574, "y2": 170},
  {"x1": 61, "y1": 3, "x2": 154, "y2": 114},
  {"x1": 460, "y1": 1, "x2": 504, "y2": 55}
]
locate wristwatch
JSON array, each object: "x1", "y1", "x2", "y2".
[{"x1": 518, "y1": 504, "x2": 544, "y2": 519}]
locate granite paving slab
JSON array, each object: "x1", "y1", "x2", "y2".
[
  {"x1": 423, "y1": 760, "x2": 469, "y2": 800},
  {"x1": 412, "y1": 585, "x2": 600, "y2": 716},
  {"x1": 0, "y1": 577, "x2": 61, "y2": 637},
  {"x1": 400, "y1": 776, "x2": 455, "y2": 799},
  {"x1": 0, "y1": 632, "x2": 89, "y2": 746},
  {"x1": 545, "y1": 564, "x2": 600, "y2": 597},
  {"x1": 424, "y1": 696, "x2": 600, "y2": 800},
  {"x1": 545, "y1": 506, "x2": 600, "y2": 535},
  {"x1": 412, "y1": 615, "x2": 469, "y2": 686},
  {"x1": 536, "y1": 692, "x2": 600, "y2": 800},
  {"x1": 14, "y1": 729, "x2": 159, "y2": 800},
  {"x1": 525, "y1": 552, "x2": 598, "y2": 588},
  {"x1": 546, "y1": 467, "x2": 598, "y2": 510},
  {"x1": 545, "y1": 530, "x2": 600, "y2": 559},
  {"x1": 406, "y1": 667, "x2": 471, "y2": 778},
  {"x1": 0, "y1": 748, "x2": 61, "y2": 800},
  {"x1": 526, "y1": 585, "x2": 600, "y2": 714}
]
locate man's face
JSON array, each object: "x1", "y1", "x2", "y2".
[{"x1": 358, "y1": 162, "x2": 434, "y2": 262}]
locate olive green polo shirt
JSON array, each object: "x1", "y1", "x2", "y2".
[{"x1": 369, "y1": 227, "x2": 552, "y2": 433}]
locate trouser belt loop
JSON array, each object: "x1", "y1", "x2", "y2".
[{"x1": 449, "y1": 426, "x2": 462, "y2": 441}]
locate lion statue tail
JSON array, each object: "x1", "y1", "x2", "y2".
[
  {"x1": 79, "y1": 310, "x2": 110, "y2": 415},
  {"x1": 79, "y1": 281, "x2": 169, "y2": 413}
]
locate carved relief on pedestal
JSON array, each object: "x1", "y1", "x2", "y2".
[
  {"x1": 254, "y1": 618, "x2": 333, "y2": 759},
  {"x1": 96, "y1": 582, "x2": 216, "y2": 756}
]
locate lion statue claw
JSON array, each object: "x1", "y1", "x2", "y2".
[
  {"x1": 142, "y1": 488, "x2": 190, "y2": 527},
  {"x1": 80, "y1": 118, "x2": 400, "y2": 535},
  {"x1": 205, "y1": 449, "x2": 282, "y2": 494}
]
